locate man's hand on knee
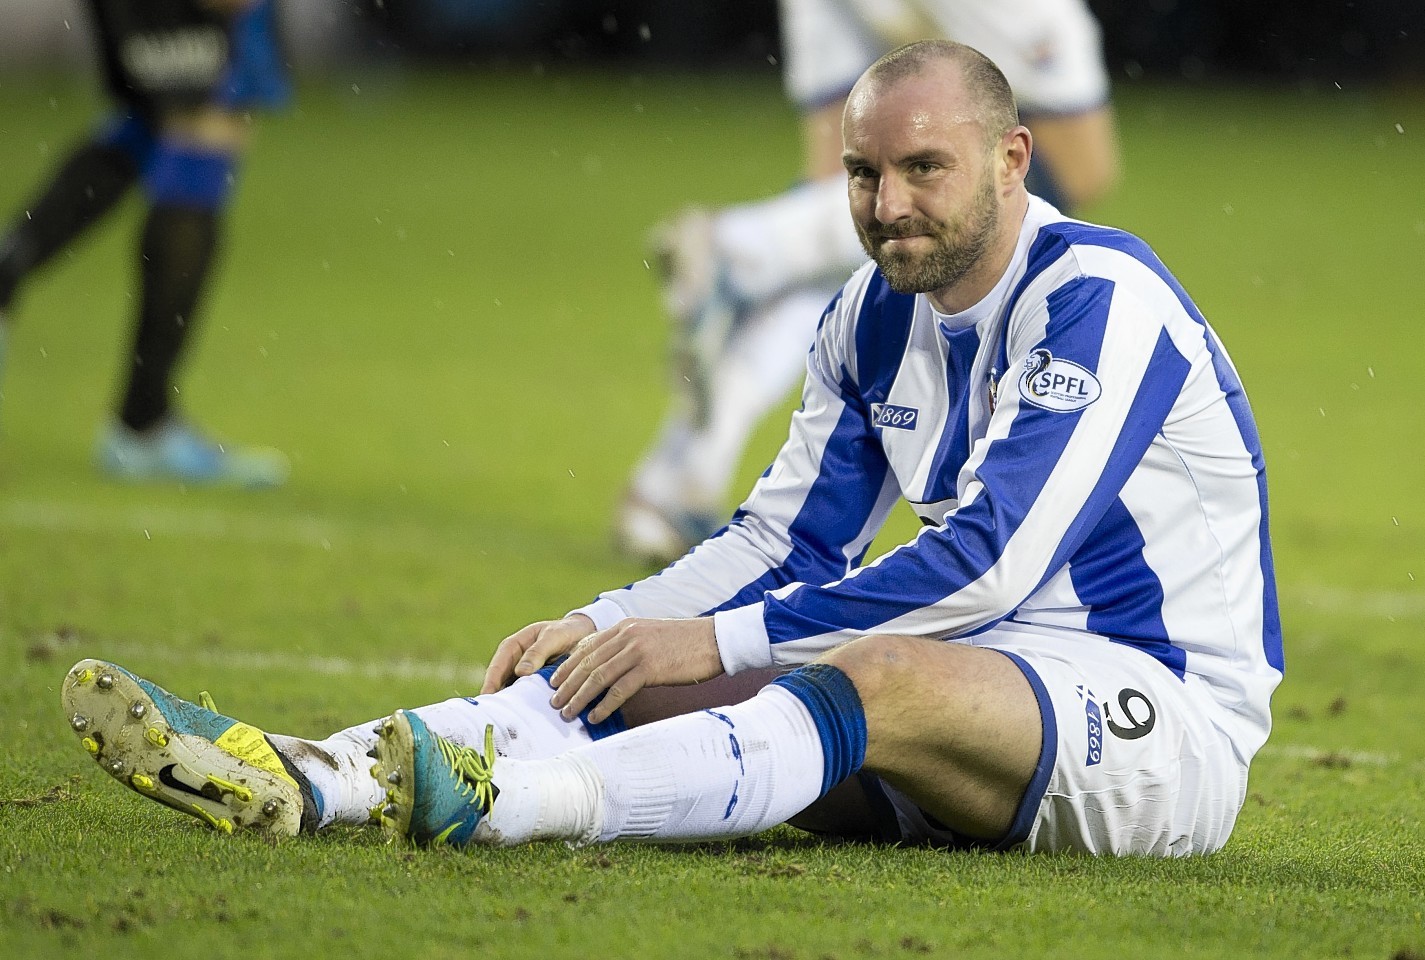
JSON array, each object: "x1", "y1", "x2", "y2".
[
  {"x1": 480, "y1": 614, "x2": 595, "y2": 694},
  {"x1": 549, "y1": 617, "x2": 723, "y2": 724}
]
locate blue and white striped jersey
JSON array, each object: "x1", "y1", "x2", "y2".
[{"x1": 578, "y1": 198, "x2": 1283, "y2": 757}]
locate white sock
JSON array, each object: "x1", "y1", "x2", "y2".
[
  {"x1": 270, "y1": 672, "x2": 592, "y2": 829},
  {"x1": 682, "y1": 286, "x2": 837, "y2": 506},
  {"x1": 629, "y1": 178, "x2": 861, "y2": 521},
  {"x1": 714, "y1": 176, "x2": 867, "y2": 303},
  {"x1": 627, "y1": 408, "x2": 700, "y2": 510},
  {"x1": 628, "y1": 286, "x2": 837, "y2": 516},
  {"x1": 479, "y1": 684, "x2": 825, "y2": 846},
  {"x1": 473, "y1": 752, "x2": 606, "y2": 847},
  {"x1": 266, "y1": 727, "x2": 385, "y2": 830}
]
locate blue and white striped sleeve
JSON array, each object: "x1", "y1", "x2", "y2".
[
  {"x1": 714, "y1": 260, "x2": 1196, "y2": 673},
  {"x1": 574, "y1": 278, "x2": 902, "y2": 648}
]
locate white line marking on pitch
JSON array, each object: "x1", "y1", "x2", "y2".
[
  {"x1": 0, "y1": 497, "x2": 444, "y2": 556},
  {"x1": 2, "y1": 499, "x2": 340, "y2": 548},
  {"x1": 105, "y1": 644, "x2": 488, "y2": 687},
  {"x1": 1259, "y1": 743, "x2": 1395, "y2": 767},
  {"x1": 1289, "y1": 584, "x2": 1425, "y2": 618},
  {"x1": 36, "y1": 635, "x2": 1418, "y2": 769},
  {"x1": 5, "y1": 499, "x2": 1421, "y2": 616}
]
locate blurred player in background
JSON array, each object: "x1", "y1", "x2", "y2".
[
  {"x1": 618, "y1": 0, "x2": 1120, "y2": 564},
  {"x1": 0, "y1": 0, "x2": 289, "y2": 486}
]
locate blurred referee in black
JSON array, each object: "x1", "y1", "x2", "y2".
[{"x1": 0, "y1": 0, "x2": 290, "y2": 487}]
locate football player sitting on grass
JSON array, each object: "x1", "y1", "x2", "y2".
[{"x1": 62, "y1": 40, "x2": 1281, "y2": 856}]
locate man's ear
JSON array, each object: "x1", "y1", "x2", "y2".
[{"x1": 1000, "y1": 126, "x2": 1033, "y2": 188}]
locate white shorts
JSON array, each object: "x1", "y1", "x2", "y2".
[
  {"x1": 863, "y1": 624, "x2": 1250, "y2": 856},
  {"x1": 779, "y1": 0, "x2": 1111, "y2": 114}
]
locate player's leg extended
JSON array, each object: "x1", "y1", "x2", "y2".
[
  {"x1": 61, "y1": 658, "x2": 604, "y2": 835},
  {"x1": 371, "y1": 671, "x2": 829, "y2": 846},
  {"x1": 0, "y1": 120, "x2": 144, "y2": 317},
  {"x1": 0, "y1": 116, "x2": 145, "y2": 403},
  {"x1": 619, "y1": 284, "x2": 834, "y2": 564},
  {"x1": 370, "y1": 636, "x2": 1043, "y2": 848},
  {"x1": 372, "y1": 669, "x2": 787, "y2": 844},
  {"x1": 652, "y1": 118, "x2": 862, "y2": 357},
  {"x1": 61, "y1": 658, "x2": 315, "y2": 835},
  {"x1": 649, "y1": 96, "x2": 856, "y2": 407}
]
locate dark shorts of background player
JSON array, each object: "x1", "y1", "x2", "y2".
[{"x1": 86, "y1": 0, "x2": 292, "y2": 122}]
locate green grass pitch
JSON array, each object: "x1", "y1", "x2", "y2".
[{"x1": 0, "y1": 65, "x2": 1422, "y2": 959}]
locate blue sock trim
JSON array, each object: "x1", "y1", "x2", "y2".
[
  {"x1": 306, "y1": 775, "x2": 325, "y2": 822},
  {"x1": 770, "y1": 663, "x2": 867, "y2": 797},
  {"x1": 142, "y1": 142, "x2": 236, "y2": 210},
  {"x1": 534, "y1": 659, "x2": 627, "y2": 741}
]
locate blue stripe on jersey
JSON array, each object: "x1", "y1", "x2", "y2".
[
  {"x1": 994, "y1": 224, "x2": 1126, "y2": 389},
  {"x1": 1039, "y1": 221, "x2": 1282, "y2": 673},
  {"x1": 763, "y1": 275, "x2": 1118, "y2": 644},
  {"x1": 1042, "y1": 222, "x2": 1208, "y2": 327},
  {"x1": 1203, "y1": 332, "x2": 1285, "y2": 673},
  {"x1": 1033, "y1": 325, "x2": 1193, "y2": 677},
  {"x1": 1008, "y1": 228, "x2": 1079, "y2": 317},
  {"x1": 1012, "y1": 222, "x2": 1187, "y2": 330},
  {"x1": 855, "y1": 272, "x2": 918, "y2": 404},
  {"x1": 1071, "y1": 498, "x2": 1188, "y2": 679},
  {"x1": 701, "y1": 275, "x2": 908, "y2": 614},
  {"x1": 922, "y1": 324, "x2": 981, "y2": 505},
  {"x1": 702, "y1": 373, "x2": 893, "y2": 615},
  {"x1": 815, "y1": 286, "x2": 845, "y2": 339}
]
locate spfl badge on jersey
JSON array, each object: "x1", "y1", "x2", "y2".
[{"x1": 1018, "y1": 349, "x2": 1102, "y2": 413}]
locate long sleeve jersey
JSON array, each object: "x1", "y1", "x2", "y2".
[{"x1": 577, "y1": 198, "x2": 1283, "y2": 759}]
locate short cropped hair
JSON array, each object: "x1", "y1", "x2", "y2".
[{"x1": 864, "y1": 39, "x2": 1020, "y2": 141}]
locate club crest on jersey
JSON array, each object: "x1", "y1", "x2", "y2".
[
  {"x1": 870, "y1": 403, "x2": 919, "y2": 431},
  {"x1": 1018, "y1": 349, "x2": 1101, "y2": 413}
]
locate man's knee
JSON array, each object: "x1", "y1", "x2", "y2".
[
  {"x1": 817, "y1": 635, "x2": 1040, "y2": 760},
  {"x1": 818, "y1": 633, "x2": 952, "y2": 701},
  {"x1": 813, "y1": 637, "x2": 1042, "y2": 839}
]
